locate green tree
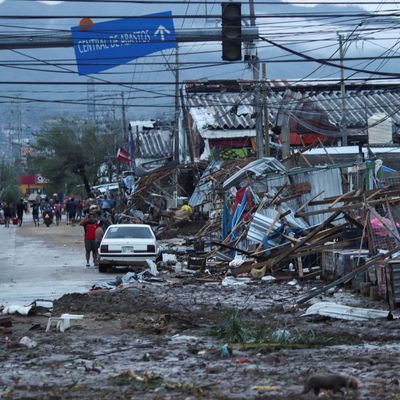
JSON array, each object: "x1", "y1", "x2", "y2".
[
  {"x1": 0, "y1": 160, "x2": 21, "y2": 202},
  {"x1": 30, "y1": 118, "x2": 116, "y2": 197}
]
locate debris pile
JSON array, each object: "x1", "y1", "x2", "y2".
[
  {"x1": 107, "y1": 148, "x2": 400, "y2": 308},
  {"x1": 180, "y1": 156, "x2": 400, "y2": 307}
]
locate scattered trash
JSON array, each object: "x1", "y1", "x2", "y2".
[
  {"x1": 46, "y1": 313, "x2": 84, "y2": 332},
  {"x1": 254, "y1": 385, "x2": 277, "y2": 391},
  {"x1": 29, "y1": 300, "x2": 53, "y2": 316},
  {"x1": 91, "y1": 269, "x2": 164, "y2": 291},
  {"x1": 221, "y1": 343, "x2": 232, "y2": 358},
  {"x1": 221, "y1": 277, "x2": 251, "y2": 286},
  {"x1": 2, "y1": 305, "x2": 32, "y2": 316},
  {"x1": 261, "y1": 275, "x2": 276, "y2": 282},
  {"x1": 162, "y1": 253, "x2": 177, "y2": 264},
  {"x1": 233, "y1": 358, "x2": 252, "y2": 364},
  {"x1": 146, "y1": 259, "x2": 159, "y2": 276},
  {"x1": 19, "y1": 336, "x2": 37, "y2": 349},
  {"x1": 174, "y1": 262, "x2": 183, "y2": 273},
  {"x1": 302, "y1": 302, "x2": 392, "y2": 321},
  {"x1": 229, "y1": 255, "x2": 247, "y2": 267}
]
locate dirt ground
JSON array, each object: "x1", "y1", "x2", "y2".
[
  {"x1": 1, "y1": 269, "x2": 400, "y2": 400},
  {"x1": 1, "y1": 215, "x2": 399, "y2": 399}
]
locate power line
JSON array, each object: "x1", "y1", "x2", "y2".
[
  {"x1": 10, "y1": 0, "x2": 400, "y2": 4},
  {"x1": 259, "y1": 35, "x2": 400, "y2": 78},
  {"x1": 1, "y1": 11, "x2": 400, "y2": 19}
]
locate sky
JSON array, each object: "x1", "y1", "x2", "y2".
[{"x1": 0, "y1": 0, "x2": 399, "y2": 128}]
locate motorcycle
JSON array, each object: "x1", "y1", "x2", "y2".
[{"x1": 43, "y1": 210, "x2": 53, "y2": 227}]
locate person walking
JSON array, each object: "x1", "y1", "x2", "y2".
[
  {"x1": 80, "y1": 213, "x2": 99, "y2": 267},
  {"x1": 54, "y1": 201, "x2": 62, "y2": 226},
  {"x1": 66, "y1": 198, "x2": 77, "y2": 226},
  {"x1": 16, "y1": 198, "x2": 25, "y2": 227},
  {"x1": 32, "y1": 201, "x2": 40, "y2": 226},
  {"x1": 3, "y1": 202, "x2": 12, "y2": 228},
  {"x1": 94, "y1": 221, "x2": 105, "y2": 266},
  {"x1": 76, "y1": 200, "x2": 83, "y2": 222}
]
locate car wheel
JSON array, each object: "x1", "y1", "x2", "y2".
[{"x1": 99, "y1": 263, "x2": 108, "y2": 273}]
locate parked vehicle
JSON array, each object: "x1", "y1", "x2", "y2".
[
  {"x1": 43, "y1": 210, "x2": 53, "y2": 227},
  {"x1": 98, "y1": 224, "x2": 160, "y2": 273}
]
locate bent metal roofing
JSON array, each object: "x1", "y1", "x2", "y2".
[{"x1": 184, "y1": 80, "x2": 400, "y2": 137}]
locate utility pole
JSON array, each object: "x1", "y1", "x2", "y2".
[
  {"x1": 281, "y1": 112, "x2": 290, "y2": 160},
  {"x1": 338, "y1": 33, "x2": 347, "y2": 146},
  {"x1": 249, "y1": 0, "x2": 264, "y2": 159},
  {"x1": 120, "y1": 92, "x2": 127, "y2": 141},
  {"x1": 87, "y1": 78, "x2": 96, "y2": 120},
  {"x1": 262, "y1": 63, "x2": 270, "y2": 156},
  {"x1": 174, "y1": 45, "x2": 180, "y2": 162}
]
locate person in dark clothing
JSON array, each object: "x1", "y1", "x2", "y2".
[
  {"x1": 3, "y1": 202, "x2": 12, "y2": 228},
  {"x1": 66, "y1": 198, "x2": 77, "y2": 226},
  {"x1": 16, "y1": 199, "x2": 26, "y2": 227},
  {"x1": 54, "y1": 201, "x2": 62, "y2": 226},
  {"x1": 32, "y1": 202, "x2": 40, "y2": 226}
]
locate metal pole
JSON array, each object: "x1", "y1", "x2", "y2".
[
  {"x1": 338, "y1": 33, "x2": 347, "y2": 146},
  {"x1": 174, "y1": 45, "x2": 180, "y2": 162},
  {"x1": 0, "y1": 28, "x2": 259, "y2": 50},
  {"x1": 262, "y1": 63, "x2": 270, "y2": 157},
  {"x1": 121, "y1": 92, "x2": 127, "y2": 141},
  {"x1": 249, "y1": 0, "x2": 263, "y2": 159},
  {"x1": 281, "y1": 111, "x2": 290, "y2": 159}
]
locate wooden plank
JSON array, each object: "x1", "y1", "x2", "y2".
[
  {"x1": 270, "y1": 210, "x2": 342, "y2": 272},
  {"x1": 328, "y1": 191, "x2": 355, "y2": 209},
  {"x1": 317, "y1": 137, "x2": 335, "y2": 164},
  {"x1": 296, "y1": 190, "x2": 325, "y2": 215},
  {"x1": 308, "y1": 188, "x2": 400, "y2": 207},
  {"x1": 296, "y1": 197, "x2": 400, "y2": 218},
  {"x1": 343, "y1": 213, "x2": 364, "y2": 230},
  {"x1": 297, "y1": 257, "x2": 304, "y2": 278},
  {"x1": 385, "y1": 264, "x2": 396, "y2": 310}
]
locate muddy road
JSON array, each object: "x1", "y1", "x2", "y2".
[
  {"x1": 1, "y1": 219, "x2": 400, "y2": 399},
  {"x1": 0, "y1": 215, "x2": 106, "y2": 305}
]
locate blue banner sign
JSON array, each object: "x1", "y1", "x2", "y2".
[{"x1": 71, "y1": 11, "x2": 176, "y2": 75}]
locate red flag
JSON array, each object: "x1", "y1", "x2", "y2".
[{"x1": 117, "y1": 147, "x2": 131, "y2": 164}]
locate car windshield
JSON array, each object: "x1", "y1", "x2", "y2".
[{"x1": 105, "y1": 226, "x2": 154, "y2": 239}]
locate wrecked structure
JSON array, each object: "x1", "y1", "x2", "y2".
[{"x1": 110, "y1": 140, "x2": 400, "y2": 311}]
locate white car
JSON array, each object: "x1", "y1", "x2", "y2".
[{"x1": 98, "y1": 224, "x2": 160, "y2": 273}]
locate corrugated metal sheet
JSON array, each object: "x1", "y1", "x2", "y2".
[
  {"x1": 138, "y1": 129, "x2": 173, "y2": 159},
  {"x1": 291, "y1": 168, "x2": 344, "y2": 226},
  {"x1": 188, "y1": 160, "x2": 223, "y2": 207},
  {"x1": 247, "y1": 206, "x2": 309, "y2": 244},
  {"x1": 302, "y1": 301, "x2": 390, "y2": 321},
  {"x1": 185, "y1": 82, "x2": 400, "y2": 138},
  {"x1": 223, "y1": 157, "x2": 286, "y2": 189},
  {"x1": 247, "y1": 209, "x2": 284, "y2": 244}
]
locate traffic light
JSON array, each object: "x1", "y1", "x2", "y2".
[{"x1": 222, "y1": 2, "x2": 242, "y2": 61}]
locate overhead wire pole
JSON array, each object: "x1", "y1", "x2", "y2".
[
  {"x1": 249, "y1": 0, "x2": 264, "y2": 159},
  {"x1": 174, "y1": 45, "x2": 180, "y2": 162},
  {"x1": 338, "y1": 33, "x2": 348, "y2": 146},
  {"x1": 120, "y1": 91, "x2": 127, "y2": 141},
  {"x1": 262, "y1": 63, "x2": 270, "y2": 156}
]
